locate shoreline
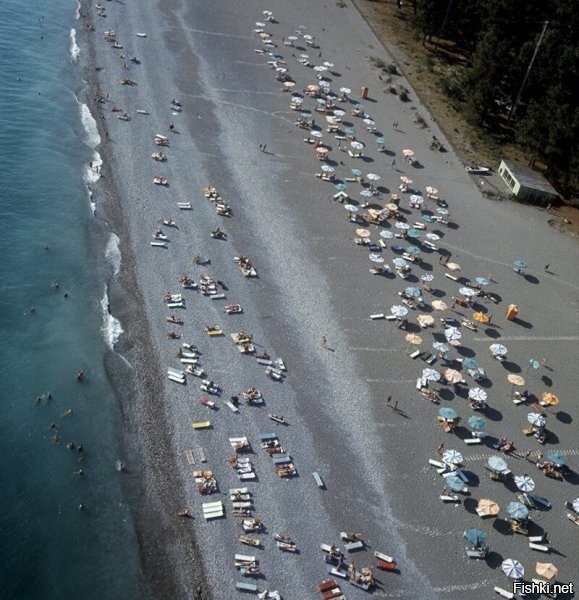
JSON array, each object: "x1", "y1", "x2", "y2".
[{"x1": 78, "y1": 3, "x2": 209, "y2": 597}]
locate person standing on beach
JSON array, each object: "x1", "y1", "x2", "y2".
[{"x1": 320, "y1": 336, "x2": 327, "y2": 348}]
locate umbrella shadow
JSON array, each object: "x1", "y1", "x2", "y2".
[
  {"x1": 481, "y1": 406, "x2": 503, "y2": 422},
  {"x1": 556, "y1": 411, "x2": 572, "y2": 424},
  {"x1": 541, "y1": 375, "x2": 553, "y2": 387},
  {"x1": 485, "y1": 550, "x2": 504, "y2": 569},
  {"x1": 563, "y1": 469, "x2": 579, "y2": 485},
  {"x1": 492, "y1": 519, "x2": 513, "y2": 536},
  {"x1": 376, "y1": 185, "x2": 391, "y2": 194},
  {"x1": 446, "y1": 221, "x2": 459, "y2": 230},
  {"x1": 360, "y1": 156, "x2": 375, "y2": 164},
  {"x1": 485, "y1": 328, "x2": 502, "y2": 339},
  {"x1": 463, "y1": 497, "x2": 478, "y2": 515},
  {"x1": 501, "y1": 361, "x2": 521, "y2": 373},
  {"x1": 437, "y1": 387, "x2": 454, "y2": 402},
  {"x1": 477, "y1": 378, "x2": 493, "y2": 389},
  {"x1": 523, "y1": 274, "x2": 540, "y2": 284},
  {"x1": 462, "y1": 471, "x2": 480, "y2": 487},
  {"x1": 512, "y1": 318, "x2": 533, "y2": 329},
  {"x1": 456, "y1": 346, "x2": 476, "y2": 358}
]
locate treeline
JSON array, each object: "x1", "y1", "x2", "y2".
[{"x1": 412, "y1": 0, "x2": 579, "y2": 201}]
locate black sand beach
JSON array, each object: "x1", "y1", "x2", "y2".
[{"x1": 82, "y1": 0, "x2": 579, "y2": 598}]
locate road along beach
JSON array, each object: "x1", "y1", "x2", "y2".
[{"x1": 82, "y1": 0, "x2": 579, "y2": 598}]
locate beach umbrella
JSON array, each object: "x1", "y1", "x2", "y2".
[
  {"x1": 351, "y1": 168, "x2": 364, "y2": 177},
  {"x1": 355, "y1": 228, "x2": 371, "y2": 238},
  {"x1": 375, "y1": 137, "x2": 385, "y2": 145},
  {"x1": 392, "y1": 258, "x2": 408, "y2": 269},
  {"x1": 385, "y1": 203, "x2": 398, "y2": 212},
  {"x1": 263, "y1": 10, "x2": 273, "y2": 16},
  {"x1": 283, "y1": 81, "x2": 296, "y2": 89},
  {"x1": 319, "y1": 81, "x2": 331, "y2": 89},
  {"x1": 527, "y1": 412, "x2": 545, "y2": 427},
  {"x1": 335, "y1": 183, "x2": 349, "y2": 192},
  {"x1": 400, "y1": 176, "x2": 413, "y2": 184},
  {"x1": 344, "y1": 127, "x2": 356, "y2": 136},
  {"x1": 443, "y1": 449, "x2": 463, "y2": 465},
  {"x1": 463, "y1": 528, "x2": 487, "y2": 548},
  {"x1": 541, "y1": 392, "x2": 559, "y2": 406},
  {"x1": 444, "y1": 368, "x2": 462, "y2": 383},
  {"x1": 422, "y1": 368, "x2": 440, "y2": 382},
  {"x1": 421, "y1": 214, "x2": 434, "y2": 224},
  {"x1": 344, "y1": 204, "x2": 359, "y2": 212},
  {"x1": 409, "y1": 194, "x2": 424, "y2": 205},
  {"x1": 404, "y1": 286, "x2": 422, "y2": 299},
  {"x1": 502, "y1": 559, "x2": 525, "y2": 580},
  {"x1": 513, "y1": 259, "x2": 528, "y2": 270},
  {"x1": 507, "y1": 502, "x2": 529, "y2": 521},
  {"x1": 315, "y1": 146, "x2": 328, "y2": 155},
  {"x1": 311, "y1": 130, "x2": 323, "y2": 138},
  {"x1": 303, "y1": 33, "x2": 314, "y2": 40},
  {"x1": 323, "y1": 61, "x2": 334, "y2": 68},
  {"x1": 444, "y1": 327, "x2": 462, "y2": 341},
  {"x1": 468, "y1": 415, "x2": 486, "y2": 430},
  {"x1": 432, "y1": 300, "x2": 448, "y2": 311},
  {"x1": 259, "y1": 31, "x2": 272, "y2": 38},
  {"x1": 488, "y1": 456, "x2": 508, "y2": 472},
  {"x1": 535, "y1": 562, "x2": 558, "y2": 581},
  {"x1": 572, "y1": 498, "x2": 579, "y2": 513},
  {"x1": 463, "y1": 358, "x2": 479, "y2": 370},
  {"x1": 366, "y1": 173, "x2": 380, "y2": 181},
  {"x1": 445, "y1": 475, "x2": 465, "y2": 492},
  {"x1": 360, "y1": 189, "x2": 374, "y2": 198},
  {"x1": 438, "y1": 407, "x2": 458, "y2": 420},
  {"x1": 316, "y1": 98, "x2": 327, "y2": 105},
  {"x1": 508, "y1": 374, "x2": 525, "y2": 386},
  {"x1": 407, "y1": 228, "x2": 422, "y2": 238},
  {"x1": 490, "y1": 343, "x2": 507, "y2": 356},
  {"x1": 473, "y1": 312, "x2": 490, "y2": 323},
  {"x1": 514, "y1": 475, "x2": 535, "y2": 492},
  {"x1": 402, "y1": 149, "x2": 415, "y2": 157},
  {"x1": 417, "y1": 314, "x2": 435, "y2": 327},
  {"x1": 405, "y1": 333, "x2": 423, "y2": 345},
  {"x1": 426, "y1": 232, "x2": 440, "y2": 241},
  {"x1": 391, "y1": 305, "x2": 409, "y2": 318},
  {"x1": 275, "y1": 66, "x2": 288, "y2": 73},
  {"x1": 528, "y1": 358, "x2": 541, "y2": 370},
  {"x1": 380, "y1": 230, "x2": 394, "y2": 240},
  {"x1": 436, "y1": 207, "x2": 449, "y2": 215},
  {"x1": 395, "y1": 221, "x2": 410, "y2": 230},
  {"x1": 369, "y1": 254, "x2": 384, "y2": 263},
  {"x1": 287, "y1": 34, "x2": 298, "y2": 40},
  {"x1": 446, "y1": 262, "x2": 461, "y2": 271},
  {"x1": 320, "y1": 164, "x2": 334, "y2": 172},
  {"x1": 255, "y1": 21, "x2": 266, "y2": 27},
  {"x1": 476, "y1": 277, "x2": 490, "y2": 286},
  {"x1": 339, "y1": 87, "x2": 351, "y2": 94},
  {"x1": 351, "y1": 141, "x2": 364, "y2": 150},
  {"x1": 547, "y1": 450, "x2": 566, "y2": 465},
  {"x1": 314, "y1": 65, "x2": 328, "y2": 73},
  {"x1": 459, "y1": 287, "x2": 477, "y2": 297},
  {"x1": 299, "y1": 51, "x2": 310, "y2": 57},
  {"x1": 477, "y1": 498, "x2": 500, "y2": 516},
  {"x1": 406, "y1": 245, "x2": 421, "y2": 255},
  {"x1": 333, "y1": 109, "x2": 345, "y2": 117},
  {"x1": 433, "y1": 341, "x2": 449, "y2": 352},
  {"x1": 421, "y1": 273, "x2": 434, "y2": 282},
  {"x1": 426, "y1": 186, "x2": 438, "y2": 195},
  {"x1": 468, "y1": 387, "x2": 487, "y2": 402}
]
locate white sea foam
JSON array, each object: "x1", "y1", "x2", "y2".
[
  {"x1": 79, "y1": 102, "x2": 101, "y2": 148},
  {"x1": 69, "y1": 28, "x2": 80, "y2": 61},
  {"x1": 87, "y1": 187, "x2": 96, "y2": 214},
  {"x1": 100, "y1": 286, "x2": 124, "y2": 349},
  {"x1": 105, "y1": 233, "x2": 122, "y2": 276},
  {"x1": 84, "y1": 151, "x2": 102, "y2": 184},
  {"x1": 75, "y1": 1, "x2": 81, "y2": 20}
]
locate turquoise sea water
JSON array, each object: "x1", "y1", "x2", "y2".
[{"x1": 0, "y1": 2, "x2": 144, "y2": 597}]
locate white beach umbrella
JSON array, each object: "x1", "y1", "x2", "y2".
[
  {"x1": 426, "y1": 233, "x2": 440, "y2": 240},
  {"x1": 490, "y1": 343, "x2": 507, "y2": 356},
  {"x1": 422, "y1": 368, "x2": 440, "y2": 382},
  {"x1": 391, "y1": 305, "x2": 409, "y2": 318},
  {"x1": 409, "y1": 194, "x2": 424, "y2": 204},
  {"x1": 402, "y1": 149, "x2": 415, "y2": 158},
  {"x1": 360, "y1": 189, "x2": 374, "y2": 198},
  {"x1": 366, "y1": 173, "x2": 380, "y2": 182},
  {"x1": 514, "y1": 475, "x2": 535, "y2": 492},
  {"x1": 323, "y1": 61, "x2": 334, "y2": 68},
  {"x1": 363, "y1": 118, "x2": 376, "y2": 126},
  {"x1": 468, "y1": 388, "x2": 487, "y2": 402},
  {"x1": 339, "y1": 87, "x2": 351, "y2": 94},
  {"x1": 395, "y1": 221, "x2": 410, "y2": 230},
  {"x1": 527, "y1": 413, "x2": 546, "y2": 427},
  {"x1": 333, "y1": 109, "x2": 346, "y2": 117},
  {"x1": 314, "y1": 65, "x2": 328, "y2": 72},
  {"x1": 502, "y1": 559, "x2": 525, "y2": 580},
  {"x1": 433, "y1": 341, "x2": 449, "y2": 352},
  {"x1": 369, "y1": 254, "x2": 384, "y2": 263},
  {"x1": 320, "y1": 164, "x2": 334, "y2": 173},
  {"x1": 443, "y1": 449, "x2": 463, "y2": 465},
  {"x1": 344, "y1": 204, "x2": 359, "y2": 212},
  {"x1": 351, "y1": 141, "x2": 364, "y2": 150},
  {"x1": 459, "y1": 287, "x2": 477, "y2": 297},
  {"x1": 445, "y1": 327, "x2": 462, "y2": 341},
  {"x1": 255, "y1": 21, "x2": 266, "y2": 27},
  {"x1": 311, "y1": 130, "x2": 323, "y2": 138}
]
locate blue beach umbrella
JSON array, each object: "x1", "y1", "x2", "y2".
[
  {"x1": 436, "y1": 207, "x2": 449, "y2": 215},
  {"x1": 300, "y1": 111, "x2": 311, "y2": 118},
  {"x1": 487, "y1": 456, "x2": 508, "y2": 472},
  {"x1": 406, "y1": 228, "x2": 422, "y2": 238},
  {"x1": 463, "y1": 358, "x2": 479, "y2": 370},
  {"x1": 445, "y1": 475, "x2": 465, "y2": 492},
  {"x1": 344, "y1": 126, "x2": 356, "y2": 135},
  {"x1": 513, "y1": 259, "x2": 528, "y2": 270},
  {"x1": 406, "y1": 245, "x2": 421, "y2": 255},
  {"x1": 438, "y1": 407, "x2": 458, "y2": 420},
  {"x1": 404, "y1": 286, "x2": 421, "y2": 299},
  {"x1": 476, "y1": 277, "x2": 490, "y2": 286},
  {"x1": 463, "y1": 528, "x2": 488, "y2": 548},
  {"x1": 334, "y1": 183, "x2": 348, "y2": 191},
  {"x1": 468, "y1": 415, "x2": 486, "y2": 430},
  {"x1": 433, "y1": 341, "x2": 449, "y2": 353},
  {"x1": 360, "y1": 189, "x2": 374, "y2": 198},
  {"x1": 380, "y1": 230, "x2": 394, "y2": 240},
  {"x1": 528, "y1": 358, "x2": 540, "y2": 370},
  {"x1": 351, "y1": 168, "x2": 364, "y2": 177},
  {"x1": 506, "y1": 501, "x2": 529, "y2": 521},
  {"x1": 392, "y1": 257, "x2": 408, "y2": 268},
  {"x1": 375, "y1": 137, "x2": 385, "y2": 145},
  {"x1": 547, "y1": 450, "x2": 567, "y2": 465},
  {"x1": 421, "y1": 214, "x2": 434, "y2": 224}
]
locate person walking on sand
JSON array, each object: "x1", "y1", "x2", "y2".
[
  {"x1": 437, "y1": 443, "x2": 444, "y2": 455},
  {"x1": 385, "y1": 395, "x2": 392, "y2": 406},
  {"x1": 544, "y1": 264, "x2": 550, "y2": 272},
  {"x1": 320, "y1": 336, "x2": 327, "y2": 348}
]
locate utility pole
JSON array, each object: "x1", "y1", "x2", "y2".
[{"x1": 508, "y1": 21, "x2": 549, "y2": 123}]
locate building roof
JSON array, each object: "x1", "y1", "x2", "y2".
[{"x1": 501, "y1": 159, "x2": 559, "y2": 196}]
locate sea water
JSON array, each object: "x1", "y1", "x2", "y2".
[{"x1": 0, "y1": 2, "x2": 143, "y2": 598}]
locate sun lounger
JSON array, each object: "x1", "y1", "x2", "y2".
[
  {"x1": 370, "y1": 313, "x2": 385, "y2": 320},
  {"x1": 166, "y1": 301, "x2": 184, "y2": 309},
  {"x1": 466, "y1": 549, "x2": 487, "y2": 559},
  {"x1": 345, "y1": 540, "x2": 364, "y2": 552},
  {"x1": 180, "y1": 358, "x2": 198, "y2": 364},
  {"x1": 494, "y1": 586, "x2": 514, "y2": 599},
  {"x1": 424, "y1": 353, "x2": 437, "y2": 364},
  {"x1": 318, "y1": 579, "x2": 339, "y2": 593},
  {"x1": 150, "y1": 241, "x2": 166, "y2": 248},
  {"x1": 423, "y1": 240, "x2": 437, "y2": 250},
  {"x1": 313, "y1": 471, "x2": 325, "y2": 488},
  {"x1": 440, "y1": 495, "x2": 460, "y2": 502},
  {"x1": 416, "y1": 378, "x2": 423, "y2": 390},
  {"x1": 225, "y1": 401, "x2": 240, "y2": 413},
  {"x1": 408, "y1": 349, "x2": 421, "y2": 359},
  {"x1": 273, "y1": 455, "x2": 291, "y2": 465},
  {"x1": 235, "y1": 581, "x2": 258, "y2": 593},
  {"x1": 202, "y1": 500, "x2": 224, "y2": 520},
  {"x1": 210, "y1": 294, "x2": 226, "y2": 300},
  {"x1": 167, "y1": 367, "x2": 185, "y2": 377},
  {"x1": 168, "y1": 373, "x2": 186, "y2": 384},
  {"x1": 385, "y1": 314, "x2": 397, "y2": 320},
  {"x1": 196, "y1": 447, "x2": 206, "y2": 462},
  {"x1": 177, "y1": 202, "x2": 192, "y2": 210},
  {"x1": 192, "y1": 421, "x2": 211, "y2": 429},
  {"x1": 528, "y1": 542, "x2": 549, "y2": 552},
  {"x1": 464, "y1": 437, "x2": 482, "y2": 445},
  {"x1": 429, "y1": 459, "x2": 445, "y2": 468},
  {"x1": 259, "y1": 433, "x2": 277, "y2": 442}
]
